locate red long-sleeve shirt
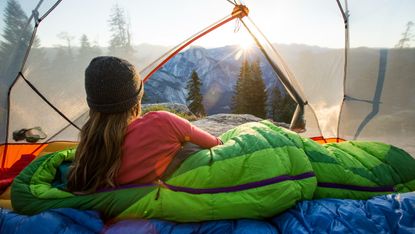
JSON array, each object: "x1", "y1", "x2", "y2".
[{"x1": 116, "y1": 111, "x2": 220, "y2": 185}]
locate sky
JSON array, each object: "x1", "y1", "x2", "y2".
[{"x1": 0, "y1": 0, "x2": 414, "y2": 49}]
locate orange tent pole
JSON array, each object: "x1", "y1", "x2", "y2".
[{"x1": 143, "y1": 5, "x2": 249, "y2": 82}]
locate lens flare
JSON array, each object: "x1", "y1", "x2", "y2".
[{"x1": 237, "y1": 35, "x2": 252, "y2": 50}]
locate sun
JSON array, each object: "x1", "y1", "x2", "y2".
[
  {"x1": 239, "y1": 39, "x2": 252, "y2": 50},
  {"x1": 234, "y1": 31, "x2": 253, "y2": 50}
]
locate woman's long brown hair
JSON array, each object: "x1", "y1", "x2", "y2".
[{"x1": 67, "y1": 104, "x2": 140, "y2": 194}]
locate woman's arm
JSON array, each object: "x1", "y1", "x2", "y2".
[
  {"x1": 160, "y1": 111, "x2": 221, "y2": 148},
  {"x1": 187, "y1": 124, "x2": 222, "y2": 148}
]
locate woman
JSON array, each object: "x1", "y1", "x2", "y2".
[
  {"x1": 67, "y1": 56, "x2": 221, "y2": 194},
  {"x1": 12, "y1": 57, "x2": 415, "y2": 223}
]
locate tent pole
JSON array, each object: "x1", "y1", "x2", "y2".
[
  {"x1": 335, "y1": 0, "x2": 350, "y2": 141},
  {"x1": 290, "y1": 104, "x2": 305, "y2": 131},
  {"x1": 142, "y1": 5, "x2": 250, "y2": 82},
  {"x1": 142, "y1": 14, "x2": 237, "y2": 82},
  {"x1": 2, "y1": 0, "x2": 64, "y2": 168},
  {"x1": 2, "y1": 0, "x2": 45, "y2": 168}
]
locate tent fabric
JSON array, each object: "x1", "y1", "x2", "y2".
[
  {"x1": 1, "y1": 0, "x2": 414, "y2": 170},
  {"x1": 11, "y1": 121, "x2": 415, "y2": 222},
  {"x1": 1, "y1": 1, "x2": 415, "y2": 231},
  {"x1": 0, "y1": 143, "x2": 47, "y2": 169},
  {"x1": 1, "y1": 192, "x2": 415, "y2": 233},
  {"x1": 0, "y1": 0, "x2": 62, "y2": 168},
  {"x1": 338, "y1": 48, "x2": 415, "y2": 156},
  {"x1": 0, "y1": 153, "x2": 34, "y2": 193}
]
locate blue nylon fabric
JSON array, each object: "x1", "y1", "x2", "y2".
[
  {"x1": 0, "y1": 208, "x2": 103, "y2": 234},
  {"x1": 104, "y1": 219, "x2": 279, "y2": 234},
  {"x1": 1, "y1": 192, "x2": 414, "y2": 233},
  {"x1": 271, "y1": 192, "x2": 415, "y2": 234}
]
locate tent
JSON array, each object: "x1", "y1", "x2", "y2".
[{"x1": 0, "y1": 0, "x2": 414, "y2": 171}]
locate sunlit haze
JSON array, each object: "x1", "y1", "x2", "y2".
[{"x1": 0, "y1": 0, "x2": 414, "y2": 48}]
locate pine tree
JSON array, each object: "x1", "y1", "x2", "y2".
[
  {"x1": 249, "y1": 59, "x2": 267, "y2": 118},
  {"x1": 78, "y1": 34, "x2": 102, "y2": 65},
  {"x1": 281, "y1": 94, "x2": 297, "y2": 123},
  {"x1": 0, "y1": 0, "x2": 48, "y2": 96},
  {"x1": 0, "y1": 0, "x2": 32, "y2": 78},
  {"x1": 0, "y1": 0, "x2": 51, "y2": 142},
  {"x1": 79, "y1": 34, "x2": 92, "y2": 57},
  {"x1": 47, "y1": 32, "x2": 77, "y2": 93},
  {"x1": 395, "y1": 21, "x2": 414, "y2": 48},
  {"x1": 232, "y1": 59, "x2": 250, "y2": 114},
  {"x1": 57, "y1": 32, "x2": 75, "y2": 58},
  {"x1": 232, "y1": 58, "x2": 267, "y2": 118},
  {"x1": 271, "y1": 86, "x2": 296, "y2": 124},
  {"x1": 271, "y1": 86, "x2": 283, "y2": 121},
  {"x1": 108, "y1": 4, "x2": 134, "y2": 60},
  {"x1": 186, "y1": 70, "x2": 206, "y2": 116}
]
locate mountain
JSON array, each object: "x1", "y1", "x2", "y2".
[
  {"x1": 18, "y1": 42, "x2": 328, "y2": 121},
  {"x1": 144, "y1": 45, "x2": 285, "y2": 114}
]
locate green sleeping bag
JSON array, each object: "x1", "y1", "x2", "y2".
[{"x1": 11, "y1": 120, "x2": 415, "y2": 222}]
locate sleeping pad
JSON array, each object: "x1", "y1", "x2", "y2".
[{"x1": 10, "y1": 120, "x2": 415, "y2": 222}]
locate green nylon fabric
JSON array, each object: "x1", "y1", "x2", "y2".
[
  {"x1": 11, "y1": 149, "x2": 156, "y2": 218},
  {"x1": 307, "y1": 140, "x2": 415, "y2": 199},
  {"x1": 11, "y1": 120, "x2": 415, "y2": 222}
]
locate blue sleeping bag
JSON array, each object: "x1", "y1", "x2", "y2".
[
  {"x1": 2, "y1": 192, "x2": 414, "y2": 233},
  {"x1": 0, "y1": 208, "x2": 103, "y2": 234},
  {"x1": 271, "y1": 192, "x2": 415, "y2": 233}
]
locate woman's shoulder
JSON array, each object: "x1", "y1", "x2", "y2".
[
  {"x1": 128, "y1": 111, "x2": 171, "y2": 130},
  {"x1": 132, "y1": 111, "x2": 178, "y2": 125},
  {"x1": 129, "y1": 111, "x2": 183, "y2": 128},
  {"x1": 143, "y1": 110, "x2": 178, "y2": 120}
]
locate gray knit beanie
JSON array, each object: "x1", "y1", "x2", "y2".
[{"x1": 85, "y1": 56, "x2": 143, "y2": 113}]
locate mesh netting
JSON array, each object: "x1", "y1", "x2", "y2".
[{"x1": 1, "y1": 0, "x2": 414, "y2": 168}]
